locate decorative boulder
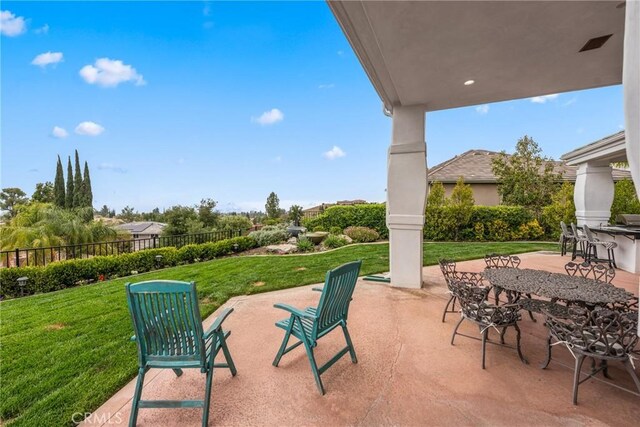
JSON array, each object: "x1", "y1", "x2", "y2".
[{"x1": 265, "y1": 243, "x2": 298, "y2": 254}]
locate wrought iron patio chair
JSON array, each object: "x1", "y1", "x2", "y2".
[
  {"x1": 272, "y1": 260, "x2": 362, "y2": 395},
  {"x1": 582, "y1": 224, "x2": 618, "y2": 268},
  {"x1": 560, "y1": 221, "x2": 576, "y2": 256},
  {"x1": 541, "y1": 306, "x2": 640, "y2": 404},
  {"x1": 126, "y1": 280, "x2": 237, "y2": 427},
  {"x1": 564, "y1": 261, "x2": 616, "y2": 284},
  {"x1": 570, "y1": 223, "x2": 588, "y2": 261},
  {"x1": 449, "y1": 280, "x2": 527, "y2": 369},
  {"x1": 438, "y1": 259, "x2": 488, "y2": 322}
]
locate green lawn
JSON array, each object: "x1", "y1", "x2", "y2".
[{"x1": 0, "y1": 241, "x2": 556, "y2": 426}]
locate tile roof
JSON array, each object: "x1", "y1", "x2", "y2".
[
  {"x1": 115, "y1": 221, "x2": 167, "y2": 234},
  {"x1": 428, "y1": 149, "x2": 631, "y2": 183}
]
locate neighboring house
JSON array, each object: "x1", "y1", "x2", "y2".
[
  {"x1": 302, "y1": 199, "x2": 368, "y2": 218},
  {"x1": 115, "y1": 221, "x2": 166, "y2": 239},
  {"x1": 428, "y1": 146, "x2": 631, "y2": 206}
]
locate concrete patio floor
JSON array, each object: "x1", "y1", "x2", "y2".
[{"x1": 85, "y1": 251, "x2": 640, "y2": 426}]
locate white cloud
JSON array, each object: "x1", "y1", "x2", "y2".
[
  {"x1": 1, "y1": 10, "x2": 27, "y2": 36},
  {"x1": 98, "y1": 163, "x2": 127, "y2": 173},
  {"x1": 31, "y1": 51, "x2": 63, "y2": 68},
  {"x1": 563, "y1": 98, "x2": 577, "y2": 107},
  {"x1": 318, "y1": 83, "x2": 335, "y2": 90},
  {"x1": 75, "y1": 121, "x2": 105, "y2": 136},
  {"x1": 79, "y1": 58, "x2": 146, "y2": 88},
  {"x1": 323, "y1": 145, "x2": 346, "y2": 160},
  {"x1": 475, "y1": 104, "x2": 489, "y2": 114},
  {"x1": 273, "y1": 155, "x2": 282, "y2": 163},
  {"x1": 51, "y1": 126, "x2": 68, "y2": 138},
  {"x1": 252, "y1": 108, "x2": 284, "y2": 125},
  {"x1": 34, "y1": 24, "x2": 49, "y2": 34},
  {"x1": 530, "y1": 94, "x2": 559, "y2": 103}
]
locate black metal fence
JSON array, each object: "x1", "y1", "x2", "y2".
[{"x1": 0, "y1": 230, "x2": 243, "y2": 268}]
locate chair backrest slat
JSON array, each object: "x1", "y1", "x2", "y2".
[
  {"x1": 564, "y1": 261, "x2": 615, "y2": 284},
  {"x1": 314, "y1": 261, "x2": 362, "y2": 338},
  {"x1": 560, "y1": 221, "x2": 572, "y2": 237},
  {"x1": 126, "y1": 280, "x2": 205, "y2": 366},
  {"x1": 484, "y1": 254, "x2": 521, "y2": 269}
]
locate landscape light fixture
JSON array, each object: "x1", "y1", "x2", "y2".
[
  {"x1": 155, "y1": 255, "x2": 163, "y2": 269},
  {"x1": 17, "y1": 276, "x2": 28, "y2": 297},
  {"x1": 464, "y1": 80, "x2": 475, "y2": 86}
]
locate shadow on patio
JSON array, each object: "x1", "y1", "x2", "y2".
[{"x1": 85, "y1": 251, "x2": 640, "y2": 426}]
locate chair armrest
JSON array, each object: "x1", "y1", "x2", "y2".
[
  {"x1": 204, "y1": 308, "x2": 234, "y2": 339},
  {"x1": 274, "y1": 303, "x2": 317, "y2": 319},
  {"x1": 312, "y1": 287, "x2": 323, "y2": 292}
]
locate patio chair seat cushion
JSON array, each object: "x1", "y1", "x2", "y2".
[
  {"x1": 568, "y1": 329, "x2": 626, "y2": 357},
  {"x1": 592, "y1": 240, "x2": 617, "y2": 250},
  {"x1": 276, "y1": 307, "x2": 317, "y2": 340}
]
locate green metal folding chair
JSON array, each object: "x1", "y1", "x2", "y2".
[
  {"x1": 125, "y1": 280, "x2": 237, "y2": 427},
  {"x1": 272, "y1": 260, "x2": 362, "y2": 395}
]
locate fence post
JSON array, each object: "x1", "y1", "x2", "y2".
[
  {"x1": 15, "y1": 248, "x2": 20, "y2": 268},
  {"x1": 153, "y1": 236, "x2": 157, "y2": 249}
]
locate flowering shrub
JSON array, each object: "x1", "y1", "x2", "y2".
[{"x1": 344, "y1": 226, "x2": 380, "y2": 243}]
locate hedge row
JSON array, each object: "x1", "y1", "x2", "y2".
[
  {"x1": 303, "y1": 203, "x2": 549, "y2": 242},
  {"x1": 303, "y1": 204, "x2": 388, "y2": 238},
  {"x1": 0, "y1": 236, "x2": 257, "y2": 299}
]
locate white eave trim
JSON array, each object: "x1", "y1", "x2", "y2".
[{"x1": 561, "y1": 132, "x2": 627, "y2": 165}]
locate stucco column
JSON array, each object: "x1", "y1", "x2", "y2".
[
  {"x1": 622, "y1": 0, "x2": 640, "y2": 336},
  {"x1": 574, "y1": 163, "x2": 615, "y2": 227},
  {"x1": 387, "y1": 105, "x2": 427, "y2": 288}
]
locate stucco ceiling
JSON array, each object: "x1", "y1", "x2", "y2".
[{"x1": 328, "y1": 0, "x2": 626, "y2": 112}]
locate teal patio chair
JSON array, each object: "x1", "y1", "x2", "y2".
[
  {"x1": 272, "y1": 260, "x2": 362, "y2": 395},
  {"x1": 125, "y1": 280, "x2": 237, "y2": 427}
]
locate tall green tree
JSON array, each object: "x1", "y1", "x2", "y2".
[
  {"x1": 265, "y1": 192, "x2": 281, "y2": 219},
  {"x1": 162, "y1": 205, "x2": 198, "y2": 236},
  {"x1": 0, "y1": 187, "x2": 28, "y2": 219},
  {"x1": 82, "y1": 161, "x2": 93, "y2": 208},
  {"x1": 73, "y1": 150, "x2": 83, "y2": 208},
  {"x1": 65, "y1": 156, "x2": 74, "y2": 209},
  {"x1": 491, "y1": 135, "x2": 560, "y2": 217},
  {"x1": 32, "y1": 182, "x2": 55, "y2": 203},
  {"x1": 119, "y1": 206, "x2": 137, "y2": 222},
  {"x1": 54, "y1": 155, "x2": 66, "y2": 208},
  {"x1": 198, "y1": 198, "x2": 219, "y2": 228},
  {"x1": 427, "y1": 181, "x2": 446, "y2": 206}
]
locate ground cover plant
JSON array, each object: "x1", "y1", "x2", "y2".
[{"x1": 1, "y1": 241, "x2": 556, "y2": 426}]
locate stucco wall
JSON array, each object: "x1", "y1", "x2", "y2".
[{"x1": 440, "y1": 183, "x2": 501, "y2": 206}]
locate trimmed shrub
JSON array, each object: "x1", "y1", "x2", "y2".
[
  {"x1": 329, "y1": 226, "x2": 343, "y2": 235},
  {"x1": 323, "y1": 235, "x2": 348, "y2": 249},
  {"x1": 303, "y1": 204, "x2": 387, "y2": 238},
  {"x1": 296, "y1": 236, "x2": 315, "y2": 253},
  {"x1": 248, "y1": 227, "x2": 289, "y2": 246},
  {"x1": 0, "y1": 236, "x2": 257, "y2": 299},
  {"x1": 344, "y1": 226, "x2": 380, "y2": 243}
]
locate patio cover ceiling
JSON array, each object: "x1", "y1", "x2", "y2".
[{"x1": 328, "y1": 0, "x2": 626, "y2": 112}]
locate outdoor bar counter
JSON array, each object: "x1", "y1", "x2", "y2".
[{"x1": 590, "y1": 226, "x2": 640, "y2": 274}]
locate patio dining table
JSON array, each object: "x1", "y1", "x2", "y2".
[{"x1": 483, "y1": 268, "x2": 630, "y2": 305}]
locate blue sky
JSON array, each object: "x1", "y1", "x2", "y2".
[{"x1": 1, "y1": 1, "x2": 625, "y2": 213}]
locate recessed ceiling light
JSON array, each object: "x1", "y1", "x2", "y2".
[{"x1": 464, "y1": 80, "x2": 475, "y2": 86}]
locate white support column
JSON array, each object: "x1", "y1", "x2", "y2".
[
  {"x1": 622, "y1": 0, "x2": 640, "y2": 336},
  {"x1": 387, "y1": 105, "x2": 427, "y2": 288},
  {"x1": 574, "y1": 162, "x2": 615, "y2": 227}
]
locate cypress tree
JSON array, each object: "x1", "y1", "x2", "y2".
[
  {"x1": 65, "y1": 156, "x2": 74, "y2": 209},
  {"x1": 73, "y1": 150, "x2": 83, "y2": 208},
  {"x1": 54, "y1": 155, "x2": 66, "y2": 208},
  {"x1": 83, "y1": 161, "x2": 93, "y2": 208}
]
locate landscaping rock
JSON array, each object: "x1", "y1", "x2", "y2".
[
  {"x1": 287, "y1": 237, "x2": 298, "y2": 244},
  {"x1": 265, "y1": 243, "x2": 298, "y2": 254},
  {"x1": 340, "y1": 234, "x2": 353, "y2": 244}
]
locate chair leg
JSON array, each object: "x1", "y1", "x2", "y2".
[
  {"x1": 609, "y1": 248, "x2": 617, "y2": 269},
  {"x1": 499, "y1": 327, "x2": 506, "y2": 345},
  {"x1": 525, "y1": 294, "x2": 536, "y2": 322},
  {"x1": 442, "y1": 295, "x2": 455, "y2": 323},
  {"x1": 342, "y1": 324, "x2": 357, "y2": 364},
  {"x1": 218, "y1": 333, "x2": 237, "y2": 376},
  {"x1": 272, "y1": 326, "x2": 292, "y2": 367},
  {"x1": 202, "y1": 355, "x2": 215, "y2": 427},
  {"x1": 302, "y1": 339, "x2": 325, "y2": 395},
  {"x1": 571, "y1": 240, "x2": 577, "y2": 260},
  {"x1": 129, "y1": 367, "x2": 146, "y2": 427},
  {"x1": 451, "y1": 317, "x2": 464, "y2": 345},
  {"x1": 481, "y1": 329, "x2": 488, "y2": 369},
  {"x1": 172, "y1": 368, "x2": 183, "y2": 377},
  {"x1": 540, "y1": 333, "x2": 552, "y2": 369},
  {"x1": 623, "y1": 358, "x2": 640, "y2": 394},
  {"x1": 513, "y1": 323, "x2": 528, "y2": 365},
  {"x1": 572, "y1": 355, "x2": 587, "y2": 405},
  {"x1": 601, "y1": 360, "x2": 611, "y2": 379}
]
